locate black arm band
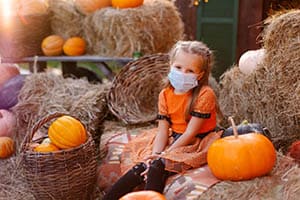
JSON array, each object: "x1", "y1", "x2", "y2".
[
  {"x1": 190, "y1": 111, "x2": 211, "y2": 118},
  {"x1": 157, "y1": 114, "x2": 172, "y2": 124}
]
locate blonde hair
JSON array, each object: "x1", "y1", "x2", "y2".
[{"x1": 167, "y1": 40, "x2": 222, "y2": 123}]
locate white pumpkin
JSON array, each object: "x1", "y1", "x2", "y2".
[{"x1": 238, "y1": 49, "x2": 265, "y2": 75}]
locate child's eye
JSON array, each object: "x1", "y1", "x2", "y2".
[
  {"x1": 187, "y1": 69, "x2": 194, "y2": 73},
  {"x1": 174, "y1": 66, "x2": 181, "y2": 70}
]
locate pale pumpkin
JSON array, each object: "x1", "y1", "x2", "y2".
[
  {"x1": 0, "y1": 110, "x2": 16, "y2": 137},
  {"x1": 120, "y1": 191, "x2": 166, "y2": 200},
  {"x1": 112, "y1": 0, "x2": 144, "y2": 9},
  {"x1": 0, "y1": 136, "x2": 15, "y2": 158},
  {"x1": 48, "y1": 115, "x2": 87, "y2": 149},
  {"x1": 238, "y1": 49, "x2": 265, "y2": 75},
  {"x1": 207, "y1": 117, "x2": 276, "y2": 181},
  {"x1": 34, "y1": 143, "x2": 59, "y2": 153},
  {"x1": 75, "y1": 0, "x2": 111, "y2": 15},
  {"x1": 18, "y1": 0, "x2": 49, "y2": 16},
  {"x1": 0, "y1": 63, "x2": 20, "y2": 87},
  {"x1": 41, "y1": 35, "x2": 65, "y2": 56},
  {"x1": 63, "y1": 37, "x2": 86, "y2": 56}
]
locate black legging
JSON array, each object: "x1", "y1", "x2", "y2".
[{"x1": 103, "y1": 158, "x2": 170, "y2": 200}]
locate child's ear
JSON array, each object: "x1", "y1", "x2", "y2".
[{"x1": 197, "y1": 71, "x2": 205, "y2": 80}]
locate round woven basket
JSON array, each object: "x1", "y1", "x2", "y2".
[
  {"x1": 0, "y1": 13, "x2": 51, "y2": 59},
  {"x1": 107, "y1": 53, "x2": 170, "y2": 124},
  {"x1": 20, "y1": 112, "x2": 97, "y2": 200}
]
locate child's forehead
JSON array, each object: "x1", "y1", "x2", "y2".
[{"x1": 172, "y1": 50, "x2": 204, "y2": 63}]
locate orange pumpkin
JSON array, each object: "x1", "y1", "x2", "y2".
[
  {"x1": 18, "y1": 0, "x2": 49, "y2": 16},
  {"x1": 34, "y1": 143, "x2": 59, "y2": 153},
  {"x1": 41, "y1": 35, "x2": 65, "y2": 56},
  {"x1": 75, "y1": 0, "x2": 111, "y2": 15},
  {"x1": 120, "y1": 191, "x2": 166, "y2": 200},
  {"x1": 48, "y1": 115, "x2": 87, "y2": 149},
  {"x1": 0, "y1": 136, "x2": 15, "y2": 158},
  {"x1": 63, "y1": 37, "x2": 86, "y2": 56},
  {"x1": 112, "y1": 0, "x2": 144, "y2": 9},
  {"x1": 207, "y1": 117, "x2": 276, "y2": 181}
]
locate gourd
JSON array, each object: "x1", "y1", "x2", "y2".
[
  {"x1": 0, "y1": 136, "x2": 15, "y2": 158},
  {"x1": 34, "y1": 143, "x2": 59, "y2": 153},
  {"x1": 18, "y1": 0, "x2": 49, "y2": 16},
  {"x1": 63, "y1": 37, "x2": 86, "y2": 56},
  {"x1": 207, "y1": 117, "x2": 276, "y2": 181},
  {"x1": 0, "y1": 75, "x2": 26, "y2": 109},
  {"x1": 48, "y1": 115, "x2": 87, "y2": 149},
  {"x1": 0, "y1": 110, "x2": 16, "y2": 137},
  {"x1": 75, "y1": 0, "x2": 111, "y2": 15},
  {"x1": 238, "y1": 49, "x2": 265, "y2": 75},
  {"x1": 0, "y1": 63, "x2": 20, "y2": 87},
  {"x1": 222, "y1": 120, "x2": 271, "y2": 140},
  {"x1": 287, "y1": 140, "x2": 300, "y2": 162},
  {"x1": 112, "y1": 0, "x2": 144, "y2": 9},
  {"x1": 41, "y1": 35, "x2": 65, "y2": 56},
  {"x1": 120, "y1": 190, "x2": 166, "y2": 200}
]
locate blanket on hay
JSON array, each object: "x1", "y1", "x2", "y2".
[{"x1": 97, "y1": 132, "x2": 220, "y2": 200}]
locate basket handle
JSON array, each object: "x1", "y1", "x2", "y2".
[{"x1": 20, "y1": 112, "x2": 67, "y2": 152}]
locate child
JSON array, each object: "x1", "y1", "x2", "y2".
[{"x1": 103, "y1": 41, "x2": 223, "y2": 200}]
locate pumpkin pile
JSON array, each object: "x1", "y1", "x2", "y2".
[
  {"x1": 207, "y1": 117, "x2": 276, "y2": 181},
  {"x1": 32, "y1": 115, "x2": 87, "y2": 153},
  {"x1": 41, "y1": 35, "x2": 86, "y2": 56}
]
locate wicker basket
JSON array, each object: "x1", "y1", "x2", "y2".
[
  {"x1": 0, "y1": 13, "x2": 51, "y2": 59},
  {"x1": 20, "y1": 112, "x2": 97, "y2": 200},
  {"x1": 107, "y1": 53, "x2": 170, "y2": 124}
]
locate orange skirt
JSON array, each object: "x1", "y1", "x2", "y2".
[{"x1": 121, "y1": 128, "x2": 222, "y2": 174}]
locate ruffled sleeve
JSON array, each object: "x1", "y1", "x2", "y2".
[{"x1": 192, "y1": 86, "x2": 216, "y2": 118}]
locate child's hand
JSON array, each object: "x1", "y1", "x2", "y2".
[{"x1": 141, "y1": 154, "x2": 161, "y2": 181}]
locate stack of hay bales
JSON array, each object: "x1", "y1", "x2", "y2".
[
  {"x1": 48, "y1": 0, "x2": 184, "y2": 57},
  {"x1": 219, "y1": 9, "x2": 300, "y2": 151}
]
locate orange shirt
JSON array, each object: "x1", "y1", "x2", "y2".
[{"x1": 158, "y1": 86, "x2": 217, "y2": 134}]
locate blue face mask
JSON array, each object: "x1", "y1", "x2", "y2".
[{"x1": 168, "y1": 67, "x2": 198, "y2": 93}]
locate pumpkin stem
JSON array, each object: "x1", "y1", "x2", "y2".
[
  {"x1": 241, "y1": 119, "x2": 249, "y2": 125},
  {"x1": 229, "y1": 116, "x2": 238, "y2": 138}
]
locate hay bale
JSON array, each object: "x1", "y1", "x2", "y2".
[
  {"x1": 83, "y1": 0, "x2": 184, "y2": 57},
  {"x1": 48, "y1": 0, "x2": 84, "y2": 39},
  {"x1": 12, "y1": 73, "x2": 109, "y2": 149},
  {"x1": 199, "y1": 153, "x2": 300, "y2": 200},
  {"x1": 219, "y1": 10, "x2": 300, "y2": 151}
]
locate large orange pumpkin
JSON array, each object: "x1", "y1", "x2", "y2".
[
  {"x1": 75, "y1": 0, "x2": 111, "y2": 15},
  {"x1": 18, "y1": 0, "x2": 49, "y2": 16},
  {"x1": 112, "y1": 0, "x2": 144, "y2": 9},
  {"x1": 48, "y1": 115, "x2": 87, "y2": 149},
  {"x1": 0, "y1": 136, "x2": 15, "y2": 158},
  {"x1": 120, "y1": 191, "x2": 166, "y2": 200},
  {"x1": 63, "y1": 37, "x2": 86, "y2": 56},
  {"x1": 41, "y1": 35, "x2": 65, "y2": 56},
  {"x1": 207, "y1": 117, "x2": 276, "y2": 181}
]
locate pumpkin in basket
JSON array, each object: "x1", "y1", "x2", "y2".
[
  {"x1": 120, "y1": 190, "x2": 166, "y2": 200},
  {"x1": 41, "y1": 35, "x2": 65, "y2": 56},
  {"x1": 48, "y1": 115, "x2": 87, "y2": 149},
  {"x1": 63, "y1": 37, "x2": 86, "y2": 56},
  {"x1": 34, "y1": 143, "x2": 59, "y2": 153},
  {"x1": 207, "y1": 117, "x2": 276, "y2": 181},
  {"x1": 112, "y1": 0, "x2": 144, "y2": 9},
  {"x1": 18, "y1": 0, "x2": 49, "y2": 16},
  {"x1": 0, "y1": 136, "x2": 15, "y2": 158},
  {"x1": 75, "y1": 0, "x2": 111, "y2": 15}
]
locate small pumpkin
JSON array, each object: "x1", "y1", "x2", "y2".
[
  {"x1": 75, "y1": 0, "x2": 111, "y2": 15},
  {"x1": 0, "y1": 63, "x2": 20, "y2": 87},
  {"x1": 287, "y1": 140, "x2": 300, "y2": 162},
  {"x1": 0, "y1": 136, "x2": 15, "y2": 158},
  {"x1": 238, "y1": 49, "x2": 265, "y2": 75},
  {"x1": 112, "y1": 0, "x2": 144, "y2": 9},
  {"x1": 18, "y1": 0, "x2": 49, "y2": 16},
  {"x1": 0, "y1": 75, "x2": 26, "y2": 109},
  {"x1": 0, "y1": 110, "x2": 16, "y2": 137},
  {"x1": 207, "y1": 117, "x2": 276, "y2": 181},
  {"x1": 34, "y1": 143, "x2": 59, "y2": 153},
  {"x1": 120, "y1": 191, "x2": 166, "y2": 200},
  {"x1": 63, "y1": 37, "x2": 86, "y2": 56},
  {"x1": 41, "y1": 35, "x2": 65, "y2": 56},
  {"x1": 48, "y1": 115, "x2": 87, "y2": 149},
  {"x1": 222, "y1": 120, "x2": 271, "y2": 140}
]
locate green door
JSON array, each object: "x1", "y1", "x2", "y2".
[{"x1": 196, "y1": 0, "x2": 239, "y2": 80}]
